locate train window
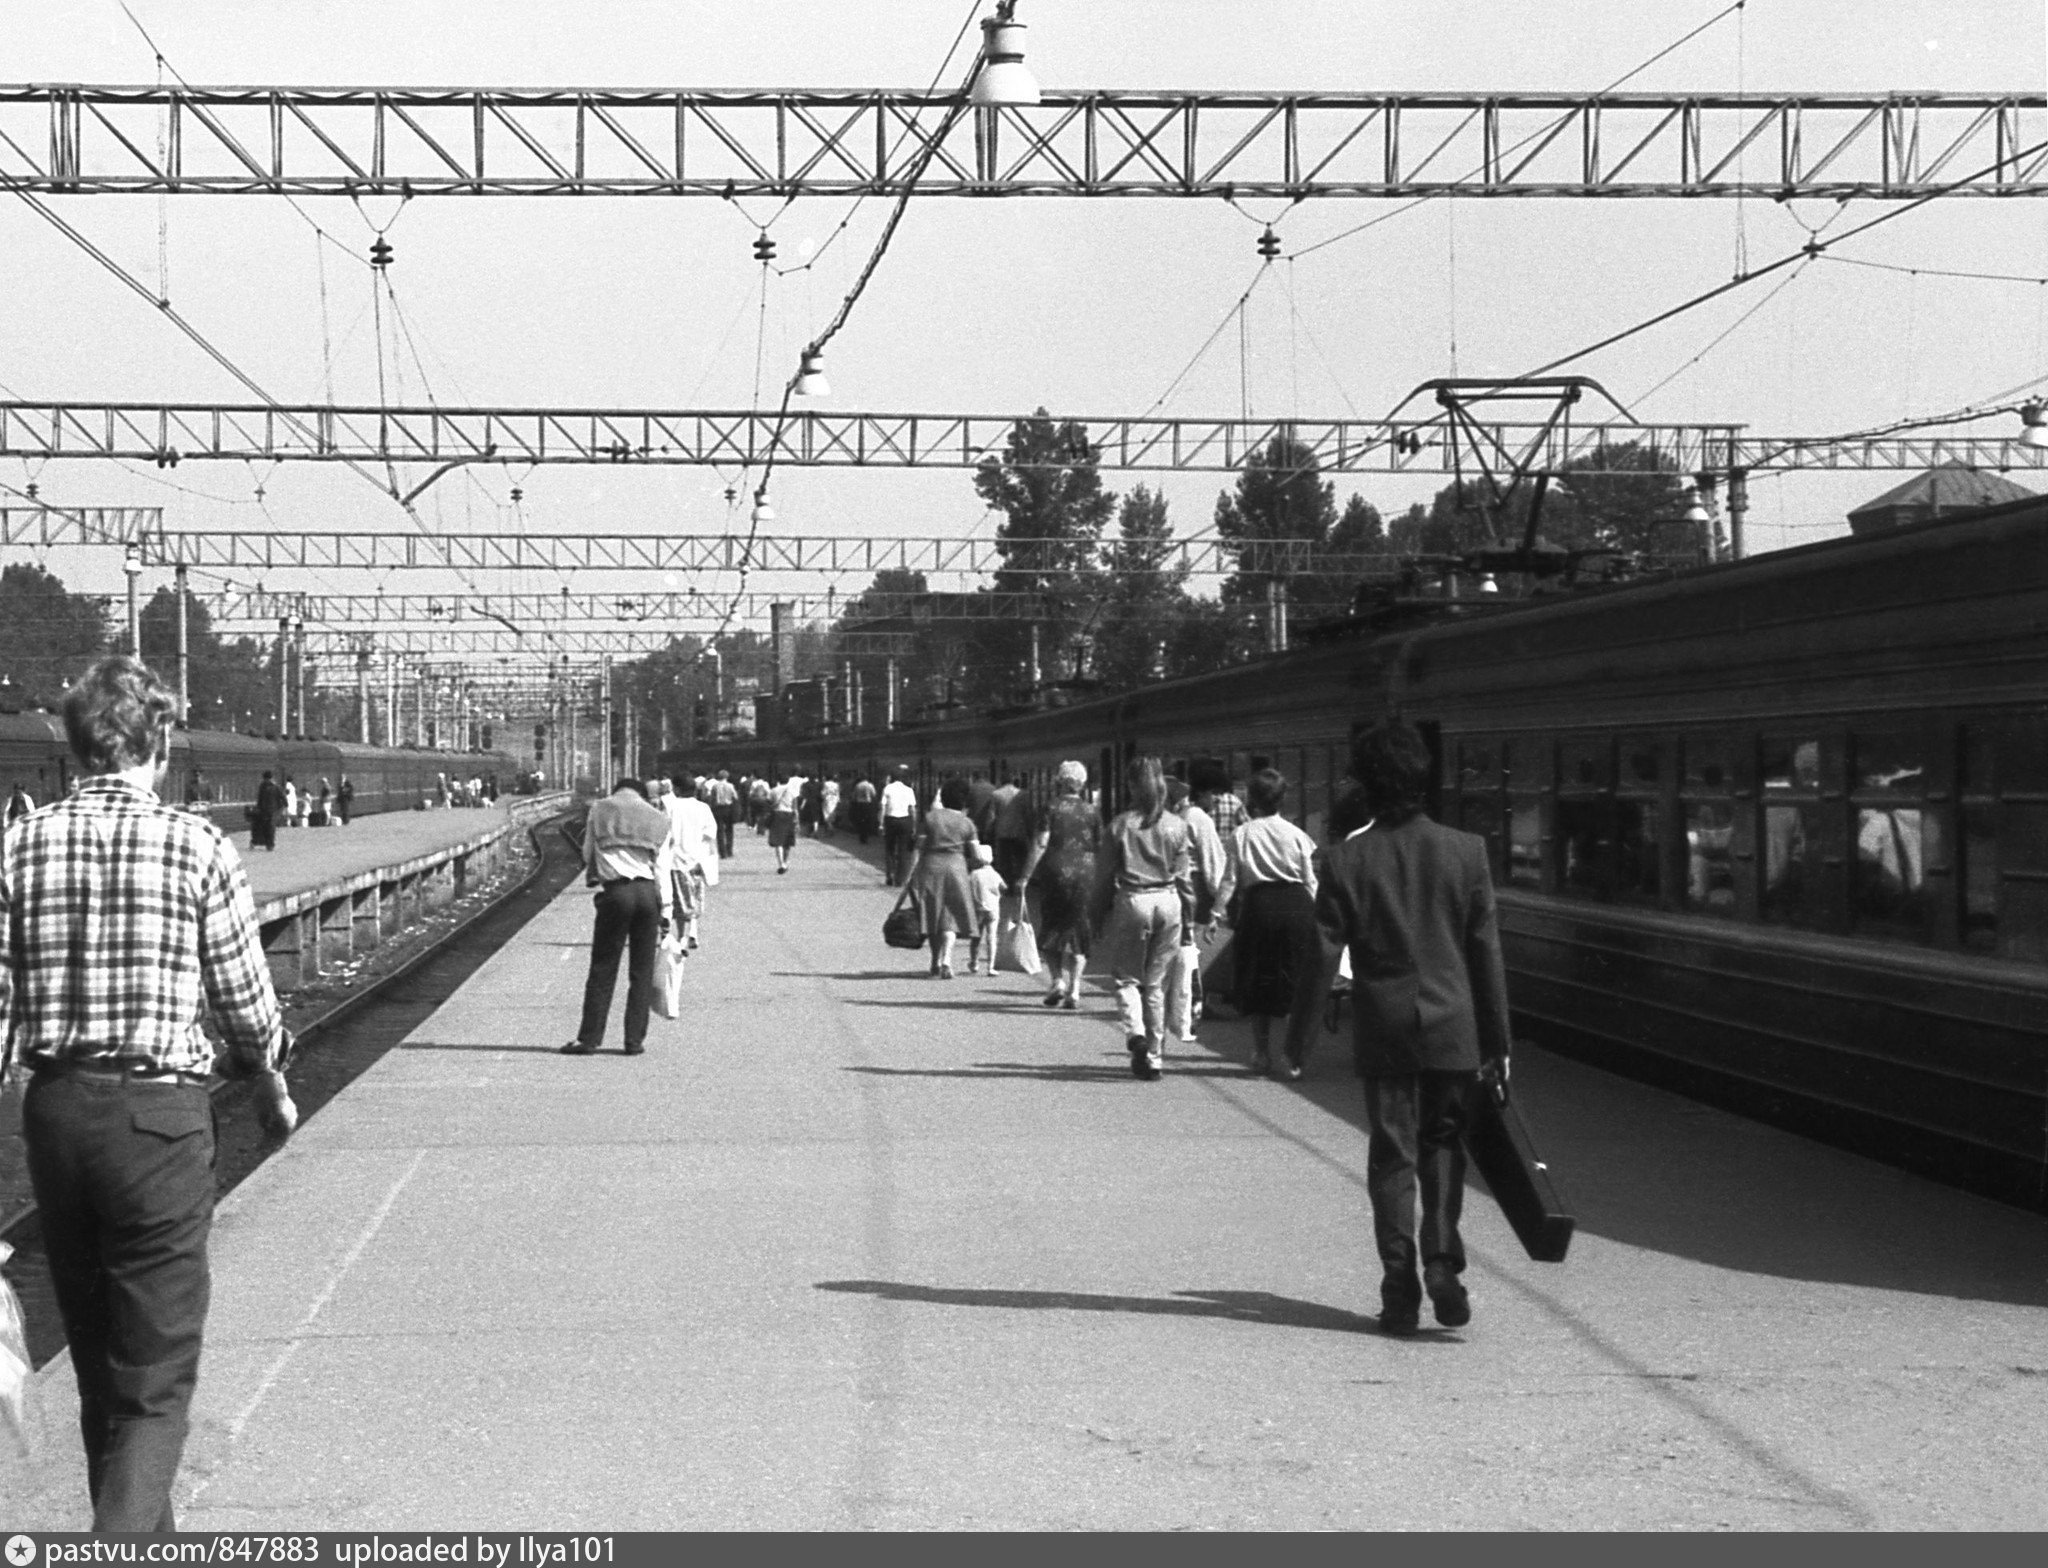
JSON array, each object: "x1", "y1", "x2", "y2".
[
  {"x1": 1685, "y1": 736, "x2": 1735, "y2": 793},
  {"x1": 1614, "y1": 800, "x2": 1662, "y2": 903},
  {"x1": 1761, "y1": 736, "x2": 1827, "y2": 928},
  {"x1": 1851, "y1": 732, "x2": 1932, "y2": 940},
  {"x1": 1959, "y1": 725, "x2": 1998, "y2": 953},
  {"x1": 1508, "y1": 800, "x2": 1544, "y2": 889},
  {"x1": 1510, "y1": 740, "x2": 1554, "y2": 791},
  {"x1": 1460, "y1": 793, "x2": 1505, "y2": 875},
  {"x1": 1682, "y1": 735, "x2": 1738, "y2": 916},
  {"x1": 1854, "y1": 732, "x2": 1925, "y2": 796},
  {"x1": 1458, "y1": 742, "x2": 1502, "y2": 791},
  {"x1": 1556, "y1": 799, "x2": 1606, "y2": 894},
  {"x1": 1684, "y1": 802, "x2": 1737, "y2": 913},
  {"x1": 1560, "y1": 739, "x2": 1610, "y2": 791},
  {"x1": 1621, "y1": 739, "x2": 1662, "y2": 791}
]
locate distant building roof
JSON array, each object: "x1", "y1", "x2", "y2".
[{"x1": 1846, "y1": 462, "x2": 2035, "y2": 536}]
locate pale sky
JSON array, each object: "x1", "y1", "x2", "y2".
[{"x1": 4, "y1": 0, "x2": 2046, "y2": 640}]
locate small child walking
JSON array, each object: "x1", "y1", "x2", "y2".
[{"x1": 968, "y1": 842, "x2": 1006, "y2": 976}]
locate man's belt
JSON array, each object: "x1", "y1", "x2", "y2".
[{"x1": 28, "y1": 1057, "x2": 213, "y2": 1089}]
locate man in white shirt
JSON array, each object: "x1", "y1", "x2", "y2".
[
  {"x1": 662, "y1": 772, "x2": 720, "y2": 950},
  {"x1": 879, "y1": 767, "x2": 919, "y2": 887}
]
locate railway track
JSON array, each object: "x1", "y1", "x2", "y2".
[{"x1": 1, "y1": 807, "x2": 587, "y2": 1367}]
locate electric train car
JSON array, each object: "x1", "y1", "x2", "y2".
[
  {"x1": 0, "y1": 710, "x2": 516, "y2": 832},
  {"x1": 688, "y1": 492, "x2": 2048, "y2": 1213}
]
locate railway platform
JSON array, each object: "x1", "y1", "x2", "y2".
[
  {"x1": 230, "y1": 796, "x2": 562, "y2": 910},
  {"x1": 6, "y1": 826, "x2": 2047, "y2": 1530}
]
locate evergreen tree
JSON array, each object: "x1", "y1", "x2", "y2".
[
  {"x1": 971, "y1": 409, "x2": 1115, "y2": 697},
  {"x1": 1094, "y1": 485, "x2": 1192, "y2": 690},
  {"x1": 1214, "y1": 433, "x2": 1338, "y2": 611}
]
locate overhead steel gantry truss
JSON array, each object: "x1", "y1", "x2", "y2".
[
  {"x1": 0, "y1": 401, "x2": 1745, "y2": 476},
  {"x1": 6, "y1": 401, "x2": 2042, "y2": 480},
  {"x1": 202, "y1": 587, "x2": 1311, "y2": 624},
  {"x1": 295, "y1": 628, "x2": 936, "y2": 658},
  {"x1": 5, "y1": 88, "x2": 2047, "y2": 199},
  {"x1": 107, "y1": 528, "x2": 1410, "y2": 576}
]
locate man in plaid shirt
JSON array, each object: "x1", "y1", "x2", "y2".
[{"x1": 1, "y1": 655, "x2": 296, "y2": 1533}]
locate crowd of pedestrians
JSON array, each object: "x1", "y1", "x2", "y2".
[{"x1": 830, "y1": 727, "x2": 1512, "y2": 1338}]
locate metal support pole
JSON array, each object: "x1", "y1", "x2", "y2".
[
  {"x1": 124, "y1": 549, "x2": 141, "y2": 659},
  {"x1": 1028, "y1": 623, "x2": 1041, "y2": 688},
  {"x1": 885, "y1": 656, "x2": 899, "y2": 729},
  {"x1": 1727, "y1": 468, "x2": 1749, "y2": 561},
  {"x1": 384, "y1": 651, "x2": 396, "y2": 747},
  {"x1": 277, "y1": 617, "x2": 290, "y2": 738},
  {"x1": 600, "y1": 655, "x2": 613, "y2": 794},
  {"x1": 842, "y1": 658, "x2": 854, "y2": 728},
  {"x1": 853, "y1": 668, "x2": 864, "y2": 731},
  {"x1": 173, "y1": 563, "x2": 189, "y2": 723},
  {"x1": 293, "y1": 618, "x2": 307, "y2": 738}
]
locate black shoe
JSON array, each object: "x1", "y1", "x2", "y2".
[
  {"x1": 1249, "y1": 1050, "x2": 1271, "y2": 1076},
  {"x1": 1377, "y1": 1310, "x2": 1419, "y2": 1337},
  {"x1": 559, "y1": 1040, "x2": 598, "y2": 1056},
  {"x1": 1424, "y1": 1261, "x2": 1471, "y2": 1327},
  {"x1": 623, "y1": 1043, "x2": 645, "y2": 1056},
  {"x1": 1127, "y1": 1036, "x2": 1149, "y2": 1078}
]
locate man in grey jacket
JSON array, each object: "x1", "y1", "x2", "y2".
[
  {"x1": 1289, "y1": 719, "x2": 1512, "y2": 1334},
  {"x1": 563, "y1": 778, "x2": 675, "y2": 1057}
]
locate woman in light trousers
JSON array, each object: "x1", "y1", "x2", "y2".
[{"x1": 1094, "y1": 755, "x2": 1195, "y2": 1081}]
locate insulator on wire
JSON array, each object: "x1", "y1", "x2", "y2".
[
  {"x1": 752, "y1": 232, "x2": 777, "y2": 264},
  {"x1": 509, "y1": 487, "x2": 523, "y2": 504},
  {"x1": 1257, "y1": 228, "x2": 1281, "y2": 260},
  {"x1": 370, "y1": 236, "x2": 394, "y2": 270}
]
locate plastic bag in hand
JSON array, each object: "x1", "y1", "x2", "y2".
[{"x1": 0, "y1": 1241, "x2": 30, "y2": 1452}]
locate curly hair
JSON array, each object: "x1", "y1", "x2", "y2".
[
  {"x1": 939, "y1": 776, "x2": 971, "y2": 810},
  {"x1": 1351, "y1": 719, "x2": 1433, "y2": 824},
  {"x1": 1055, "y1": 759, "x2": 1088, "y2": 794},
  {"x1": 62, "y1": 655, "x2": 177, "y2": 774}
]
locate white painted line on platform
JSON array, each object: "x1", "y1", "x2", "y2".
[{"x1": 183, "y1": 1148, "x2": 430, "y2": 1512}]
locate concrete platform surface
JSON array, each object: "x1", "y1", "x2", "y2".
[
  {"x1": 231, "y1": 804, "x2": 524, "y2": 907},
  {"x1": 8, "y1": 825, "x2": 2047, "y2": 1530}
]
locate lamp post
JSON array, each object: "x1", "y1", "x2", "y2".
[
  {"x1": 123, "y1": 545, "x2": 143, "y2": 657},
  {"x1": 276, "y1": 617, "x2": 291, "y2": 738},
  {"x1": 292, "y1": 616, "x2": 307, "y2": 739},
  {"x1": 173, "y1": 563, "x2": 189, "y2": 723}
]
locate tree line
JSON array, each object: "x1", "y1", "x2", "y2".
[
  {"x1": 785, "y1": 411, "x2": 1702, "y2": 724},
  {"x1": 0, "y1": 562, "x2": 337, "y2": 734}
]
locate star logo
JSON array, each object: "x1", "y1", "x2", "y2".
[{"x1": 5, "y1": 1536, "x2": 37, "y2": 1566}]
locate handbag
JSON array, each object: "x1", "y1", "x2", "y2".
[
  {"x1": 995, "y1": 896, "x2": 1043, "y2": 976},
  {"x1": 652, "y1": 932, "x2": 687, "y2": 1020},
  {"x1": 882, "y1": 886, "x2": 926, "y2": 950}
]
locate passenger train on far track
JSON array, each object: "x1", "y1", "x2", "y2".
[
  {"x1": 680, "y1": 492, "x2": 2048, "y2": 1215},
  {"x1": 0, "y1": 712, "x2": 522, "y2": 832}
]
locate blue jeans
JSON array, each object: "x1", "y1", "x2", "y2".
[{"x1": 25, "y1": 1071, "x2": 217, "y2": 1532}]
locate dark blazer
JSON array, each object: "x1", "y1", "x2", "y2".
[{"x1": 1289, "y1": 814, "x2": 1512, "y2": 1076}]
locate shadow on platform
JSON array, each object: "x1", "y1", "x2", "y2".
[
  {"x1": 846, "y1": 1061, "x2": 1247, "y2": 1084},
  {"x1": 815, "y1": 1279, "x2": 1407, "y2": 1337},
  {"x1": 1183, "y1": 1027, "x2": 2048, "y2": 1311}
]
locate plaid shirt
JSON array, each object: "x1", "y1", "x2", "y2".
[
  {"x1": 1203, "y1": 790, "x2": 1248, "y2": 839},
  {"x1": 0, "y1": 776, "x2": 287, "y2": 1083}
]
